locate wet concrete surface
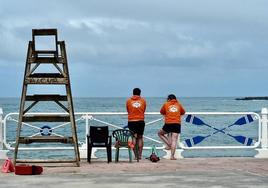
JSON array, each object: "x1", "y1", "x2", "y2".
[{"x1": 0, "y1": 158, "x2": 268, "y2": 188}]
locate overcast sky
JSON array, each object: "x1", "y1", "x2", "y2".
[{"x1": 0, "y1": 0, "x2": 267, "y2": 97}]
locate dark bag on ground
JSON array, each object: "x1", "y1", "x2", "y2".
[{"x1": 149, "y1": 145, "x2": 160, "y2": 162}]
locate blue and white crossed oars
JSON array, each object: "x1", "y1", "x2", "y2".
[{"x1": 184, "y1": 115, "x2": 255, "y2": 147}]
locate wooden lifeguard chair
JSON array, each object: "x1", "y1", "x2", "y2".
[{"x1": 14, "y1": 29, "x2": 80, "y2": 166}]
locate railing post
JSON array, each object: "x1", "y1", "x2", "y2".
[
  {"x1": 0, "y1": 108, "x2": 3, "y2": 150},
  {"x1": 261, "y1": 108, "x2": 268, "y2": 148},
  {"x1": 255, "y1": 108, "x2": 268, "y2": 158},
  {"x1": 79, "y1": 114, "x2": 97, "y2": 159},
  {"x1": 0, "y1": 108, "x2": 8, "y2": 159}
]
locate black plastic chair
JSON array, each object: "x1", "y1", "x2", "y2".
[
  {"x1": 87, "y1": 126, "x2": 112, "y2": 163},
  {"x1": 112, "y1": 129, "x2": 139, "y2": 162}
]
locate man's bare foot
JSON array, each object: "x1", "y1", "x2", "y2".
[
  {"x1": 164, "y1": 145, "x2": 171, "y2": 150},
  {"x1": 170, "y1": 156, "x2": 177, "y2": 160}
]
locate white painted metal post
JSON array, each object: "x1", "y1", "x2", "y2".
[
  {"x1": 80, "y1": 114, "x2": 97, "y2": 159},
  {"x1": 85, "y1": 114, "x2": 89, "y2": 142},
  {"x1": 261, "y1": 108, "x2": 268, "y2": 148},
  {"x1": 0, "y1": 108, "x2": 8, "y2": 159},
  {"x1": 79, "y1": 115, "x2": 88, "y2": 159},
  {"x1": 255, "y1": 108, "x2": 268, "y2": 158},
  {"x1": 0, "y1": 108, "x2": 3, "y2": 150}
]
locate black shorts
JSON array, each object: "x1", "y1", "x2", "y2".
[
  {"x1": 162, "y1": 123, "x2": 181, "y2": 134},
  {"x1": 128, "y1": 121, "x2": 145, "y2": 135}
]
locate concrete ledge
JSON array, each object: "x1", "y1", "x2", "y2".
[
  {"x1": 0, "y1": 150, "x2": 8, "y2": 159},
  {"x1": 255, "y1": 149, "x2": 268, "y2": 158}
]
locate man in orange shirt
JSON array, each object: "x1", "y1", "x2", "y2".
[
  {"x1": 158, "y1": 94, "x2": 185, "y2": 160},
  {"x1": 126, "y1": 88, "x2": 146, "y2": 159}
]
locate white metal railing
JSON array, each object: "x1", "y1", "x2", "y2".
[
  {"x1": 2, "y1": 112, "x2": 164, "y2": 152},
  {"x1": 0, "y1": 108, "x2": 267, "y2": 159}
]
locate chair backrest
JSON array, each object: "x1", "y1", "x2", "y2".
[
  {"x1": 112, "y1": 129, "x2": 133, "y2": 145},
  {"x1": 89, "y1": 126, "x2": 109, "y2": 143}
]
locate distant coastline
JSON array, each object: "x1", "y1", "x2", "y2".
[{"x1": 235, "y1": 97, "x2": 268, "y2": 100}]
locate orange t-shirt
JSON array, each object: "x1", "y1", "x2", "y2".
[
  {"x1": 160, "y1": 99, "x2": 185, "y2": 124},
  {"x1": 126, "y1": 95, "x2": 146, "y2": 121}
]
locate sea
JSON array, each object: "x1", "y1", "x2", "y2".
[{"x1": 0, "y1": 97, "x2": 268, "y2": 159}]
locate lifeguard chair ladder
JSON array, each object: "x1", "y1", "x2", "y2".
[{"x1": 14, "y1": 29, "x2": 80, "y2": 166}]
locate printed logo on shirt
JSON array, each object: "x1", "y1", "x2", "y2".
[
  {"x1": 169, "y1": 105, "x2": 178, "y2": 112},
  {"x1": 132, "y1": 101, "x2": 141, "y2": 108}
]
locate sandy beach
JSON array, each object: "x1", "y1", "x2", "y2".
[{"x1": 0, "y1": 158, "x2": 268, "y2": 188}]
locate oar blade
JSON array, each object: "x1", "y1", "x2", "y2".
[
  {"x1": 184, "y1": 138, "x2": 193, "y2": 147},
  {"x1": 185, "y1": 115, "x2": 192, "y2": 123},
  {"x1": 185, "y1": 115, "x2": 206, "y2": 126},
  {"x1": 184, "y1": 135, "x2": 208, "y2": 147},
  {"x1": 246, "y1": 138, "x2": 253, "y2": 146},
  {"x1": 193, "y1": 136, "x2": 207, "y2": 144},
  {"x1": 232, "y1": 115, "x2": 254, "y2": 126},
  {"x1": 233, "y1": 135, "x2": 254, "y2": 146}
]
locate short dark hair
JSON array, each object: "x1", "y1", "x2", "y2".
[
  {"x1": 133, "y1": 88, "x2": 141, "y2": 96},
  {"x1": 167, "y1": 94, "x2": 176, "y2": 100}
]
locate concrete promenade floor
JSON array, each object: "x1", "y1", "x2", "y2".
[{"x1": 0, "y1": 158, "x2": 268, "y2": 188}]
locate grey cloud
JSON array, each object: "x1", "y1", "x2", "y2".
[{"x1": 1, "y1": 0, "x2": 268, "y2": 97}]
